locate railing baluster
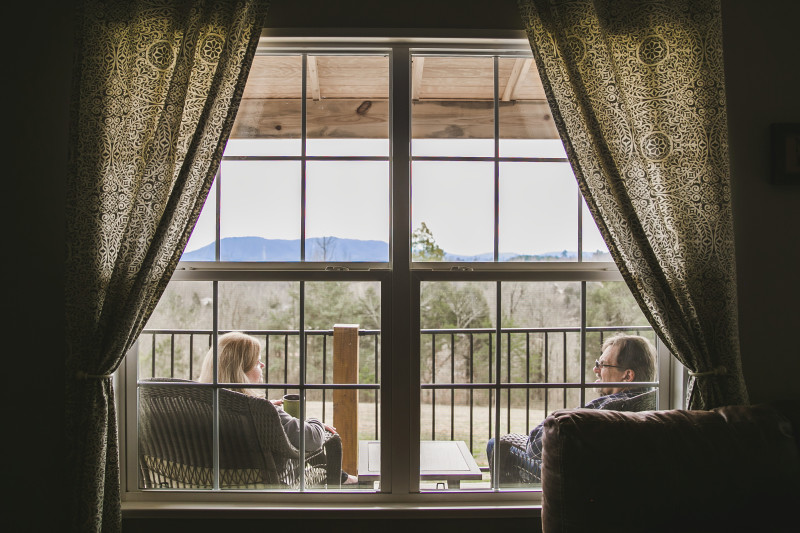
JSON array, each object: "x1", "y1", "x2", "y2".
[
  {"x1": 304, "y1": 332, "x2": 309, "y2": 389},
  {"x1": 506, "y1": 331, "x2": 511, "y2": 434},
  {"x1": 374, "y1": 333, "x2": 379, "y2": 439},
  {"x1": 525, "y1": 332, "x2": 530, "y2": 432},
  {"x1": 544, "y1": 332, "x2": 549, "y2": 418},
  {"x1": 265, "y1": 335, "x2": 270, "y2": 384},
  {"x1": 189, "y1": 334, "x2": 194, "y2": 380},
  {"x1": 469, "y1": 333, "x2": 474, "y2": 455},
  {"x1": 284, "y1": 334, "x2": 289, "y2": 397},
  {"x1": 322, "y1": 333, "x2": 327, "y2": 424},
  {"x1": 450, "y1": 333, "x2": 455, "y2": 441},
  {"x1": 431, "y1": 333, "x2": 436, "y2": 440},
  {"x1": 488, "y1": 332, "x2": 493, "y2": 441},
  {"x1": 170, "y1": 333, "x2": 175, "y2": 378},
  {"x1": 488, "y1": 332, "x2": 493, "y2": 383},
  {"x1": 563, "y1": 331, "x2": 568, "y2": 409}
]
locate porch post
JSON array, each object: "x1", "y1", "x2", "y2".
[{"x1": 333, "y1": 324, "x2": 359, "y2": 476}]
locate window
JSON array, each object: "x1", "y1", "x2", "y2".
[{"x1": 120, "y1": 34, "x2": 678, "y2": 504}]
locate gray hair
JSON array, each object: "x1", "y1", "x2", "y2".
[{"x1": 602, "y1": 334, "x2": 656, "y2": 383}]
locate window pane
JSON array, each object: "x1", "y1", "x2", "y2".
[
  {"x1": 306, "y1": 161, "x2": 389, "y2": 261},
  {"x1": 499, "y1": 281, "x2": 581, "y2": 407},
  {"x1": 582, "y1": 196, "x2": 611, "y2": 261},
  {"x1": 497, "y1": 57, "x2": 560, "y2": 157},
  {"x1": 229, "y1": 55, "x2": 302, "y2": 154},
  {"x1": 218, "y1": 161, "x2": 301, "y2": 262},
  {"x1": 499, "y1": 139, "x2": 567, "y2": 159},
  {"x1": 412, "y1": 139, "x2": 495, "y2": 158},
  {"x1": 137, "y1": 281, "x2": 214, "y2": 490},
  {"x1": 420, "y1": 282, "x2": 495, "y2": 490},
  {"x1": 585, "y1": 281, "x2": 656, "y2": 403},
  {"x1": 218, "y1": 281, "x2": 300, "y2": 388},
  {"x1": 224, "y1": 138, "x2": 302, "y2": 157},
  {"x1": 499, "y1": 162, "x2": 578, "y2": 261},
  {"x1": 493, "y1": 281, "x2": 581, "y2": 489},
  {"x1": 138, "y1": 384, "x2": 214, "y2": 490},
  {"x1": 311, "y1": 389, "x2": 380, "y2": 491},
  {"x1": 412, "y1": 56, "x2": 494, "y2": 157},
  {"x1": 219, "y1": 281, "x2": 300, "y2": 331},
  {"x1": 305, "y1": 282, "x2": 382, "y2": 491},
  {"x1": 306, "y1": 55, "x2": 389, "y2": 156},
  {"x1": 138, "y1": 281, "x2": 213, "y2": 380},
  {"x1": 412, "y1": 161, "x2": 494, "y2": 260}
]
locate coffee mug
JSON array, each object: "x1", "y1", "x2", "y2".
[{"x1": 282, "y1": 393, "x2": 300, "y2": 418}]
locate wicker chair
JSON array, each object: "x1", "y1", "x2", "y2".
[
  {"x1": 491, "y1": 389, "x2": 658, "y2": 484},
  {"x1": 138, "y1": 378, "x2": 342, "y2": 489}
]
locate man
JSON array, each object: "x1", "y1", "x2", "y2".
[{"x1": 487, "y1": 334, "x2": 657, "y2": 483}]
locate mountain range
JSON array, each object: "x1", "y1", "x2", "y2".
[{"x1": 181, "y1": 236, "x2": 608, "y2": 262}]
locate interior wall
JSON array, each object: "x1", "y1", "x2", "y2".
[
  {"x1": 267, "y1": 0, "x2": 523, "y2": 30},
  {"x1": 722, "y1": 0, "x2": 800, "y2": 404},
  {"x1": 8, "y1": 1, "x2": 71, "y2": 530},
  {"x1": 12, "y1": 0, "x2": 797, "y2": 529}
]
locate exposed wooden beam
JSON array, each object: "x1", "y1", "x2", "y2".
[
  {"x1": 502, "y1": 58, "x2": 533, "y2": 102},
  {"x1": 307, "y1": 55, "x2": 321, "y2": 101},
  {"x1": 412, "y1": 56, "x2": 425, "y2": 100},
  {"x1": 231, "y1": 98, "x2": 558, "y2": 139}
]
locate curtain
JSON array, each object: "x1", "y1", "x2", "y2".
[
  {"x1": 518, "y1": 0, "x2": 748, "y2": 409},
  {"x1": 65, "y1": 1, "x2": 268, "y2": 530}
]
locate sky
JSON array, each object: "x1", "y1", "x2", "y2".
[{"x1": 184, "y1": 139, "x2": 609, "y2": 258}]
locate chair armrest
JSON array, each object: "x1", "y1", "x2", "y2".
[
  {"x1": 495, "y1": 433, "x2": 533, "y2": 484},
  {"x1": 500, "y1": 432, "x2": 529, "y2": 451}
]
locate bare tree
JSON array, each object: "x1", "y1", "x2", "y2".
[{"x1": 312, "y1": 236, "x2": 338, "y2": 261}]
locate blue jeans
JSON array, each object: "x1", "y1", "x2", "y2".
[{"x1": 486, "y1": 438, "x2": 542, "y2": 483}]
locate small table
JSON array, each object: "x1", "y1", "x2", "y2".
[{"x1": 358, "y1": 440, "x2": 483, "y2": 488}]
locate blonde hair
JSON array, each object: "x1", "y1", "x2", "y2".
[{"x1": 198, "y1": 332, "x2": 263, "y2": 397}]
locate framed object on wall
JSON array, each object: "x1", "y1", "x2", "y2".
[{"x1": 770, "y1": 123, "x2": 800, "y2": 184}]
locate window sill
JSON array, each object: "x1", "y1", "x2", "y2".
[{"x1": 121, "y1": 498, "x2": 541, "y2": 520}]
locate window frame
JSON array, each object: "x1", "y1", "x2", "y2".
[{"x1": 119, "y1": 31, "x2": 683, "y2": 511}]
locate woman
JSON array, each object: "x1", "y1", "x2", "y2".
[{"x1": 199, "y1": 331, "x2": 357, "y2": 484}]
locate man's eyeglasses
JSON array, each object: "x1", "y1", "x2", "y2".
[{"x1": 595, "y1": 359, "x2": 622, "y2": 370}]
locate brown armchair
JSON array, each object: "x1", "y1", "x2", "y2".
[
  {"x1": 138, "y1": 378, "x2": 342, "y2": 489},
  {"x1": 540, "y1": 400, "x2": 800, "y2": 532}
]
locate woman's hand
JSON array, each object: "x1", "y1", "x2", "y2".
[
  {"x1": 323, "y1": 423, "x2": 337, "y2": 434},
  {"x1": 270, "y1": 399, "x2": 283, "y2": 406}
]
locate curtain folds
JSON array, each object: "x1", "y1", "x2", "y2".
[
  {"x1": 518, "y1": 0, "x2": 747, "y2": 409},
  {"x1": 65, "y1": 1, "x2": 269, "y2": 530}
]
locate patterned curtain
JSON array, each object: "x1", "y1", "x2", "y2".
[
  {"x1": 65, "y1": 1, "x2": 268, "y2": 530},
  {"x1": 518, "y1": 0, "x2": 748, "y2": 409}
]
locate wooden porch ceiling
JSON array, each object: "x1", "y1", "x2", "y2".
[{"x1": 231, "y1": 55, "x2": 559, "y2": 139}]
